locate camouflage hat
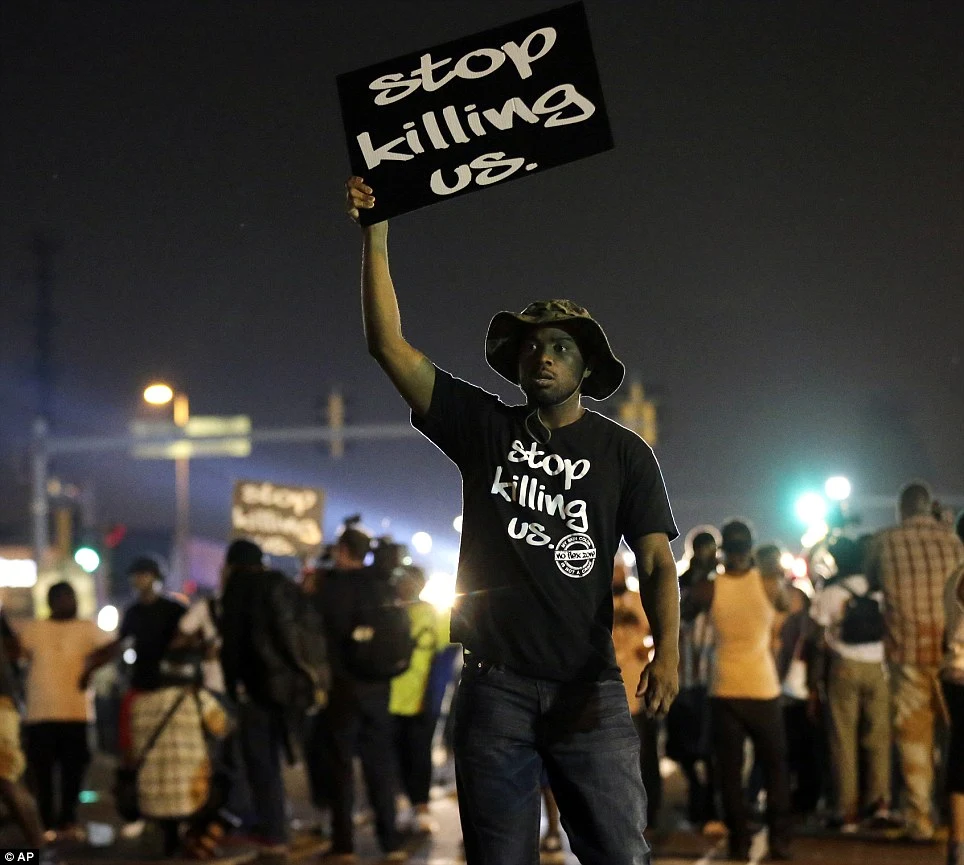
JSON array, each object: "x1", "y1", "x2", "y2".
[{"x1": 485, "y1": 299, "x2": 625, "y2": 401}]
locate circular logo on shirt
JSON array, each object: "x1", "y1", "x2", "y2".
[{"x1": 554, "y1": 533, "x2": 597, "y2": 578}]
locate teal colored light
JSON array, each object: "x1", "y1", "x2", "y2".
[
  {"x1": 794, "y1": 492, "x2": 827, "y2": 526},
  {"x1": 74, "y1": 547, "x2": 101, "y2": 573},
  {"x1": 79, "y1": 790, "x2": 99, "y2": 804}
]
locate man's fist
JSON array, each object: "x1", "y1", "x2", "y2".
[
  {"x1": 636, "y1": 653, "x2": 679, "y2": 718},
  {"x1": 345, "y1": 176, "x2": 375, "y2": 223}
]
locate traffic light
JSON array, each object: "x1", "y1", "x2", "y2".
[{"x1": 73, "y1": 546, "x2": 101, "y2": 573}]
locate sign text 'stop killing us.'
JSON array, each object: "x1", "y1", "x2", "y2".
[{"x1": 337, "y1": 2, "x2": 613, "y2": 223}]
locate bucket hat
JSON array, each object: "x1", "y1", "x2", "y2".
[{"x1": 485, "y1": 299, "x2": 625, "y2": 400}]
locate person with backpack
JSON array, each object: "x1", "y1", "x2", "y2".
[
  {"x1": 316, "y1": 521, "x2": 410, "y2": 862},
  {"x1": 811, "y1": 535, "x2": 894, "y2": 832},
  {"x1": 218, "y1": 539, "x2": 328, "y2": 860}
]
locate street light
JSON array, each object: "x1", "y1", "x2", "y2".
[
  {"x1": 794, "y1": 492, "x2": 827, "y2": 527},
  {"x1": 143, "y1": 382, "x2": 190, "y2": 586},
  {"x1": 411, "y1": 531, "x2": 433, "y2": 555},
  {"x1": 825, "y1": 476, "x2": 852, "y2": 502}
]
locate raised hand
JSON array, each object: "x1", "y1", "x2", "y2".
[{"x1": 345, "y1": 176, "x2": 375, "y2": 223}]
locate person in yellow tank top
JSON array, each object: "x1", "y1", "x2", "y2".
[{"x1": 688, "y1": 520, "x2": 791, "y2": 862}]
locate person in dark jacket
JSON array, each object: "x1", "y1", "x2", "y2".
[
  {"x1": 776, "y1": 583, "x2": 823, "y2": 817},
  {"x1": 219, "y1": 539, "x2": 316, "y2": 857},
  {"x1": 316, "y1": 522, "x2": 406, "y2": 860}
]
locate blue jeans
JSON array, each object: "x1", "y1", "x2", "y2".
[
  {"x1": 237, "y1": 700, "x2": 288, "y2": 844},
  {"x1": 453, "y1": 659, "x2": 650, "y2": 865}
]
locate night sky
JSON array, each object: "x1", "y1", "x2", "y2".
[{"x1": 2, "y1": 0, "x2": 962, "y2": 572}]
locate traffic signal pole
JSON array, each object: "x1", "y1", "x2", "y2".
[
  {"x1": 28, "y1": 418, "x2": 421, "y2": 566},
  {"x1": 30, "y1": 417, "x2": 50, "y2": 569}
]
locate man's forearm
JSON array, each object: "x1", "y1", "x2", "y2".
[
  {"x1": 639, "y1": 564, "x2": 681, "y2": 660},
  {"x1": 361, "y1": 223, "x2": 401, "y2": 359}
]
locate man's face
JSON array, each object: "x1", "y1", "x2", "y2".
[
  {"x1": 517, "y1": 326, "x2": 589, "y2": 406},
  {"x1": 694, "y1": 542, "x2": 718, "y2": 570},
  {"x1": 130, "y1": 571, "x2": 156, "y2": 597}
]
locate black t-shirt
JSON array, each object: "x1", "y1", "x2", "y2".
[
  {"x1": 120, "y1": 596, "x2": 186, "y2": 690},
  {"x1": 413, "y1": 367, "x2": 678, "y2": 682}
]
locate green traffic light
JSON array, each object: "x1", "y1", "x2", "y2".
[
  {"x1": 794, "y1": 492, "x2": 827, "y2": 527},
  {"x1": 74, "y1": 546, "x2": 101, "y2": 573}
]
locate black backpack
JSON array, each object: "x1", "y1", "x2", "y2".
[
  {"x1": 342, "y1": 575, "x2": 415, "y2": 682},
  {"x1": 838, "y1": 578, "x2": 886, "y2": 645},
  {"x1": 260, "y1": 571, "x2": 331, "y2": 709}
]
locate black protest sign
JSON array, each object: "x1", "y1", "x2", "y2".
[
  {"x1": 337, "y1": 2, "x2": 613, "y2": 224},
  {"x1": 231, "y1": 480, "x2": 324, "y2": 560}
]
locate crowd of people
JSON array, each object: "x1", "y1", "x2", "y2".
[
  {"x1": 655, "y1": 482, "x2": 964, "y2": 864},
  {"x1": 0, "y1": 523, "x2": 455, "y2": 864},
  {"x1": 1, "y1": 483, "x2": 963, "y2": 865}
]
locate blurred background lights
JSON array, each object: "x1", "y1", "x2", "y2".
[
  {"x1": 452, "y1": 515, "x2": 463, "y2": 534},
  {"x1": 801, "y1": 521, "x2": 829, "y2": 549},
  {"x1": 779, "y1": 552, "x2": 796, "y2": 571},
  {"x1": 625, "y1": 575, "x2": 640, "y2": 594},
  {"x1": 0, "y1": 558, "x2": 38, "y2": 588},
  {"x1": 794, "y1": 492, "x2": 828, "y2": 526},
  {"x1": 122, "y1": 648, "x2": 137, "y2": 665},
  {"x1": 411, "y1": 531, "x2": 433, "y2": 555},
  {"x1": 420, "y1": 570, "x2": 457, "y2": 611},
  {"x1": 73, "y1": 546, "x2": 101, "y2": 573},
  {"x1": 791, "y1": 557, "x2": 809, "y2": 579},
  {"x1": 824, "y1": 476, "x2": 852, "y2": 501},
  {"x1": 97, "y1": 605, "x2": 119, "y2": 632}
]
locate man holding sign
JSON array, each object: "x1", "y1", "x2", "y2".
[{"x1": 344, "y1": 177, "x2": 680, "y2": 865}]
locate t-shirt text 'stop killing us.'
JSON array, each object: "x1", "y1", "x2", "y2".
[{"x1": 413, "y1": 368, "x2": 677, "y2": 682}]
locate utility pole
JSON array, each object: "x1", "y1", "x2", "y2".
[
  {"x1": 30, "y1": 232, "x2": 60, "y2": 567},
  {"x1": 328, "y1": 389, "x2": 345, "y2": 458}
]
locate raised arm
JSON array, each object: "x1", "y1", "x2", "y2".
[
  {"x1": 345, "y1": 177, "x2": 435, "y2": 416},
  {"x1": 628, "y1": 532, "x2": 681, "y2": 717}
]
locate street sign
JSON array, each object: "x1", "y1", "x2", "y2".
[
  {"x1": 230, "y1": 480, "x2": 324, "y2": 559},
  {"x1": 130, "y1": 415, "x2": 252, "y2": 459}
]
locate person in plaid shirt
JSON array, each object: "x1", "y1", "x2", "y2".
[{"x1": 867, "y1": 481, "x2": 964, "y2": 841}]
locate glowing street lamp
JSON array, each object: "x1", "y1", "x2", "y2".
[{"x1": 143, "y1": 383, "x2": 174, "y2": 406}]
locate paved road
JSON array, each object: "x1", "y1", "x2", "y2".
[{"x1": 3, "y1": 752, "x2": 946, "y2": 864}]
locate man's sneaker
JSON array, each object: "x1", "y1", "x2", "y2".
[
  {"x1": 863, "y1": 809, "x2": 903, "y2": 831},
  {"x1": 702, "y1": 820, "x2": 728, "y2": 837},
  {"x1": 840, "y1": 822, "x2": 859, "y2": 835}
]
